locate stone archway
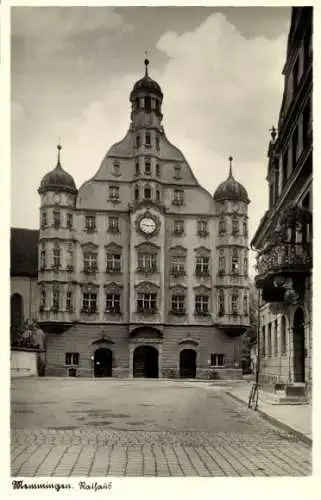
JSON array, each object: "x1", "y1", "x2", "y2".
[
  {"x1": 94, "y1": 348, "x2": 113, "y2": 377},
  {"x1": 133, "y1": 346, "x2": 159, "y2": 378},
  {"x1": 293, "y1": 308, "x2": 306, "y2": 383},
  {"x1": 179, "y1": 349, "x2": 197, "y2": 378}
]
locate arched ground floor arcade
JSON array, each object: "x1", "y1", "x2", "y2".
[{"x1": 43, "y1": 324, "x2": 244, "y2": 380}]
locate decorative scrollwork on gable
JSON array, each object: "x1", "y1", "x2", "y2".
[
  {"x1": 81, "y1": 242, "x2": 99, "y2": 250},
  {"x1": 80, "y1": 282, "x2": 99, "y2": 293},
  {"x1": 135, "y1": 241, "x2": 160, "y2": 252},
  {"x1": 169, "y1": 245, "x2": 187, "y2": 255},
  {"x1": 134, "y1": 280, "x2": 160, "y2": 293},
  {"x1": 105, "y1": 242, "x2": 122, "y2": 252},
  {"x1": 103, "y1": 281, "x2": 123, "y2": 293},
  {"x1": 193, "y1": 284, "x2": 211, "y2": 293},
  {"x1": 194, "y1": 245, "x2": 211, "y2": 255}
]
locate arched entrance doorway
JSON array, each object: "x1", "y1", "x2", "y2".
[
  {"x1": 94, "y1": 348, "x2": 113, "y2": 377},
  {"x1": 180, "y1": 349, "x2": 197, "y2": 378},
  {"x1": 293, "y1": 308, "x2": 305, "y2": 383},
  {"x1": 133, "y1": 346, "x2": 159, "y2": 378},
  {"x1": 11, "y1": 293, "x2": 24, "y2": 343}
]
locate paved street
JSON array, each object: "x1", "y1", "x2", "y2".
[{"x1": 11, "y1": 378, "x2": 311, "y2": 477}]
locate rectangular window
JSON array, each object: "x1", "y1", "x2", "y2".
[
  {"x1": 173, "y1": 189, "x2": 184, "y2": 205},
  {"x1": 174, "y1": 165, "x2": 181, "y2": 178},
  {"x1": 218, "y1": 255, "x2": 225, "y2": 273},
  {"x1": 156, "y1": 135, "x2": 160, "y2": 151},
  {"x1": 40, "y1": 249, "x2": 46, "y2": 270},
  {"x1": 231, "y1": 292, "x2": 239, "y2": 314},
  {"x1": 82, "y1": 293, "x2": 97, "y2": 313},
  {"x1": 137, "y1": 293, "x2": 157, "y2": 312},
  {"x1": 136, "y1": 135, "x2": 140, "y2": 148},
  {"x1": 137, "y1": 253, "x2": 157, "y2": 271},
  {"x1": 171, "y1": 295, "x2": 185, "y2": 313},
  {"x1": 243, "y1": 293, "x2": 248, "y2": 316},
  {"x1": 65, "y1": 352, "x2": 79, "y2": 365},
  {"x1": 106, "y1": 253, "x2": 121, "y2": 273},
  {"x1": 211, "y1": 353, "x2": 224, "y2": 367},
  {"x1": 52, "y1": 288, "x2": 60, "y2": 312},
  {"x1": 106, "y1": 293, "x2": 121, "y2": 313},
  {"x1": 144, "y1": 159, "x2": 151, "y2": 175},
  {"x1": 156, "y1": 189, "x2": 160, "y2": 202},
  {"x1": 173, "y1": 220, "x2": 184, "y2": 234},
  {"x1": 145, "y1": 96, "x2": 151, "y2": 112},
  {"x1": 41, "y1": 211, "x2": 47, "y2": 228},
  {"x1": 195, "y1": 295, "x2": 209, "y2": 314},
  {"x1": 66, "y1": 290, "x2": 73, "y2": 312},
  {"x1": 109, "y1": 185, "x2": 120, "y2": 201},
  {"x1": 197, "y1": 220, "x2": 208, "y2": 235},
  {"x1": 66, "y1": 213, "x2": 73, "y2": 229},
  {"x1": 195, "y1": 256, "x2": 209, "y2": 275},
  {"x1": 232, "y1": 218, "x2": 239, "y2": 235},
  {"x1": 85, "y1": 215, "x2": 96, "y2": 232},
  {"x1": 108, "y1": 216, "x2": 119, "y2": 232},
  {"x1": 67, "y1": 248, "x2": 73, "y2": 270},
  {"x1": 267, "y1": 323, "x2": 272, "y2": 356},
  {"x1": 135, "y1": 160, "x2": 140, "y2": 175},
  {"x1": 218, "y1": 289, "x2": 225, "y2": 316},
  {"x1": 156, "y1": 163, "x2": 160, "y2": 177},
  {"x1": 39, "y1": 289, "x2": 46, "y2": 311},
  {"x1": 113, "y1": 161, "x2": 120, "y2": 176},
  {"x1": 84, "y1": 252, "x2": 97, "y2": 272},
  {"x1": 53, "y1": 246, "x2": 61, "y2": 268},
  {"x1": 171, "y1": 255, "x2": 185, "y2": 272},
  {"x1": 145, "y1": 132, "x2": 151, "y2": 146},
  {"x1": 53, "y1": 210, "x2": 60, "y2": 228},
  {"x1": 219, "y1": 218, "x2": 226, "y2": 234},
  {"x1": 231, "y1": 249, "x2": 239, "y2": 274}
]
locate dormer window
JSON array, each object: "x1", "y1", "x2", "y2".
[
  {"x1": 145, "y1": 159, "x2": 151, "y2": 175},
  {"x1": 144, "y1": 186, "x2": 152, "y2": 199},
  {"x1": 197, "y1": 220, "x2": 208, "y2": 237},
  {"x1": 145, "y1": 132, "x2": 151, "y2": 148},
  {"x1": 243, "y1": 221, "x2": 248, "y2": 236},
  {"x1": 155, "y1": 100, "x2": 160, "y2": 115},
  {"x1": 219, "y1": 218, "x2": 226, "y2": 235},
  {"x1": 66, "y1": 213, "x2": 73, "y2": 229},
  {"x1": 173, "y1": 189, "x2": 184, "y2": 206}
]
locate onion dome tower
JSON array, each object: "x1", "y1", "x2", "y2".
[
  {"x1": 214, "y1": 157, "x2": 250, "y2": 334},
  {"x1": 37, "y1": 144, "x2": 77, "y2": 330},
  {"x1": 129, "y1": 56, "x2": 164, "y2": 206}
]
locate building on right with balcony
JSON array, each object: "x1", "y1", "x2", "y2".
[{"x1": 251, "y1": 7, "x2": 312, "y2": 397}]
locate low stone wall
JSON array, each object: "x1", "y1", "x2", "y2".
[{"x1": 11, "y1": 348, "x2": 45, "y2": 377}]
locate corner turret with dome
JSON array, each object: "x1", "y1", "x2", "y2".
[
  {"x1": 214, "y1": 156, "x2": 249, "y2": 204},
  {"x1": 38, "y1": 144, "x2": 77, "y2": 195}
]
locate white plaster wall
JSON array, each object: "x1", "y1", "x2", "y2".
[{"x1": 11, "y1": 350, "x2": 38, "y2": 377}]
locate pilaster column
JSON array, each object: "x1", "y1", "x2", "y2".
[{"x1": 129, "y1": 343, "x2": 135, "y2": 378}]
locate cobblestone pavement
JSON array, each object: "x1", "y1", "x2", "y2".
[{"x1": 11, "y1": 378, "x2": 312, "y2": 477}]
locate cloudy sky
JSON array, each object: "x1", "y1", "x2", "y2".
[{"x1": 11, "y1": 6, "x2": 291, "y2": 274}]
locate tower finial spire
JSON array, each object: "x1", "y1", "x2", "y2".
[
  {"x1": 228, "y1": 156, "x2": 233, "y2": 177},
  {"x1": 57, "y1": 138, "x2": 62, "y2": 167},
  {"x1": 144, "y1": 51, "x2": 149, "y2": 77}
]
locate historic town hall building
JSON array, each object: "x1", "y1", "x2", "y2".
[{"x1": 36, "y1": 59, "x2": 250, "y2": 378}]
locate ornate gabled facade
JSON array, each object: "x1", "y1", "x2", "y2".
[
  {"x1": 251, "y1": 7, "x2": 312, "y2": 394},
  {"x1": 37, "y1": 58, "x2": 250, "y2": 378}
]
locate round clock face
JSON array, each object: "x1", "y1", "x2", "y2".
[{"x1": 139, "y1": 217, "x2": 156, "y2": 234}]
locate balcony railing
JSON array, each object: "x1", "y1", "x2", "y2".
[{"x1": 256, "y1": 242, "x2": 312, "y2": 277}]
